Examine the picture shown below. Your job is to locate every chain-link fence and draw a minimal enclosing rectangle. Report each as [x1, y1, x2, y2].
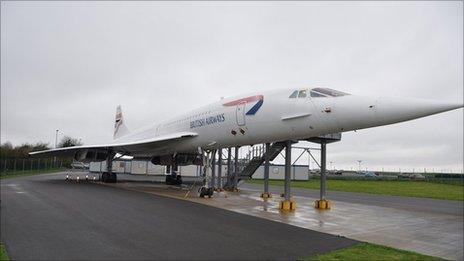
[0, 158, 70, 177]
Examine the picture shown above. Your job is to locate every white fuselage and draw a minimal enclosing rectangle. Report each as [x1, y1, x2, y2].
[113, 88, 463, 158]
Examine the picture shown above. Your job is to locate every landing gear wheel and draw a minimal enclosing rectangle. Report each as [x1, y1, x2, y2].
[199, 187, 206, 198]
[101, 172, 108, 182]
[198, 186, 214, 198]
[166, 174, 182, 185]
[101, 172, 117, 183]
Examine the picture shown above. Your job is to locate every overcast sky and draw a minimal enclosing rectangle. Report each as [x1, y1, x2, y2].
[1, 1, 463, 172]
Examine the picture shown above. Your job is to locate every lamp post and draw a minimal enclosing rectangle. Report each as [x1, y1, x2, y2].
[357, 160, 362, 172]
[55, 129, 60, 148]
[54, 129, 59, 168]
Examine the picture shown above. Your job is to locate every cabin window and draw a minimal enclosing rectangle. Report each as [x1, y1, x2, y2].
[289, 90, 298, 98]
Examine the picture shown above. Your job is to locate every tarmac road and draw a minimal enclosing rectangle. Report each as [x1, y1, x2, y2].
[1, 172, 357, 260]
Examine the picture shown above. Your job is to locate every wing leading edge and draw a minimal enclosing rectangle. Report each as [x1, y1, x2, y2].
[29, 132, 198, 157]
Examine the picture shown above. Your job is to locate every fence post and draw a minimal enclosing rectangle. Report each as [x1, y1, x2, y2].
[38, 158, 41, 172]
[30, 158, 33, 171]
[14, 159, 16, 172]
[22, 159, 25, 172]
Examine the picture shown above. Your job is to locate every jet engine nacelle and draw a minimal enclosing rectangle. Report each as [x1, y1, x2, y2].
[74, 149, 108, 163]
[150, 153, 202, 166]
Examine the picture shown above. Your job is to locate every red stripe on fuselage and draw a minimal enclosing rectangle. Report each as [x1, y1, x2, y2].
[223, 95, 263, 106]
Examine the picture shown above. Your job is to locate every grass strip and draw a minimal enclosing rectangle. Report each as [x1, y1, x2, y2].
[305, 242, 443, 261]
[248, 179, 463, 201]
[0, 242, 9, 261]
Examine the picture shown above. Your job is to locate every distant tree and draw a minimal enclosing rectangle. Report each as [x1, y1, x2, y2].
[1, 142, 13, 150]
[58, 136, 82, 148]
[0, 141, 50, 159]
[32, 142, 49, 151]
[15, 144, 33, 157]
[0, 142, 14, 158]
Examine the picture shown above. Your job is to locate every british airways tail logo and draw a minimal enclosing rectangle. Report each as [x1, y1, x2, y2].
[222, 95, 264, 115]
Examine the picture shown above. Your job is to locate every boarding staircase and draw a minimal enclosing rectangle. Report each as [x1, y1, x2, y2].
[223, 142, 287, 189]
[239, 142, 287, 179]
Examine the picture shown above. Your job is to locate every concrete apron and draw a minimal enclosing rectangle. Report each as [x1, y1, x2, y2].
[101, 182, 463, 260]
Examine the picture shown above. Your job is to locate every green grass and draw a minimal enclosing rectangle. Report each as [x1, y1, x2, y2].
[305, 242, 443, 261]
[248, 179, 464, 201]
[0, 242, 9, 261]
[0, 168, 65, 180]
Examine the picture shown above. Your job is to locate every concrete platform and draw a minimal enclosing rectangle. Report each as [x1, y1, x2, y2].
[103, 174, 464, 260]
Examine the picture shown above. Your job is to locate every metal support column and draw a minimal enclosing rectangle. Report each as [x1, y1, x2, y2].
[284, 141, 291, 201]
[211, 150, 216, 189]
[307, 133, 341, 209]
[261, 143, 271, 198]
[233, 146, 240, 189]
[217, 149, 222, 189]
[320, 142, 327, 200]
[313, 140, 330, 209]
[279, 140, 295, 210]
[227, 147, 232, 186]
[202, 150, 207, 186]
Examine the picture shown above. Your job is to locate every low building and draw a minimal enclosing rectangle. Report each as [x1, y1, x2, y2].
[89, 160, 309, 180]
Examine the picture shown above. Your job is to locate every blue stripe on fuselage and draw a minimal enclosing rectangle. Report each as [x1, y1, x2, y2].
[246, 99, 264, 115]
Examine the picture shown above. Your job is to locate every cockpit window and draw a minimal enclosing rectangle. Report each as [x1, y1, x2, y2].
[310, 91, 327, 97]
[298, 90, 307, 98]
[310, 88, 350, 98]
[289, 90, 298, 98]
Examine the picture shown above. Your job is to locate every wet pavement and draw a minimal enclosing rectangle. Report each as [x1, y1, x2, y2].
[101, 173, 464, 260]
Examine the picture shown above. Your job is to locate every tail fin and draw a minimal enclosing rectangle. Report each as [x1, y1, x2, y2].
[114, 105, 130, 139]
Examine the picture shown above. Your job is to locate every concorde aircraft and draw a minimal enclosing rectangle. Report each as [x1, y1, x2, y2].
[30, 87, 463, 184]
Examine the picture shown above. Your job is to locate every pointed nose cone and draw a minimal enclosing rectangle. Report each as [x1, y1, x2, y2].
[376, 97, 463, 125]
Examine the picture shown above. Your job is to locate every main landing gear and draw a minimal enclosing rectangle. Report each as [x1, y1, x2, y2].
[102, 149, 117, 183]
[198, 186, 214, 198]
[198, 149, 215, 198]
[101, 172, 117, 183]
[166, 173, 182, 185]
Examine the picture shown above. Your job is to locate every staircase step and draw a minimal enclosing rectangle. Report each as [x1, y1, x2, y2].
[238, 142, 287, 178]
